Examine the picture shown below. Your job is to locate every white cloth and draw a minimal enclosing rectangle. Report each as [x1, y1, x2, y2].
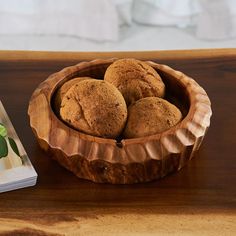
[133, 0, 236, 39]
[196, 0, 236, 39]
[0, 0, 119, 41]
[132, 0, 201, 28]
[0, 0, 235, 41]
[113, 0, 133, 26]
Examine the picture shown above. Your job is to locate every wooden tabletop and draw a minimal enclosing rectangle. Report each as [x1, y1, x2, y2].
[0, 49, 235, 235]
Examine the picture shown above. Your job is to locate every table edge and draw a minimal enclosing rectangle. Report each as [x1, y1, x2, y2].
[0, 48, 236, 62]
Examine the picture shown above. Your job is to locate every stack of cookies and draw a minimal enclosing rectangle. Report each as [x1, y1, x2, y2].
[55, 58, 182, 139]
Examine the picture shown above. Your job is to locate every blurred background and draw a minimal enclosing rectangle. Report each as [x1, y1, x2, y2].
[0, 0, 235, 51]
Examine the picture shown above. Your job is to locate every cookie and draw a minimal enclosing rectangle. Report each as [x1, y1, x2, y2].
[124, 97, 182, 138]
[54, 77, 92, 110]
[104, 58, 165, 105]
[60, 80, 127, 138]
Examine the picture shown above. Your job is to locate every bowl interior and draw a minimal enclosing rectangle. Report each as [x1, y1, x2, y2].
[51, 62, 190, 141]
[157, 69, 189, 118]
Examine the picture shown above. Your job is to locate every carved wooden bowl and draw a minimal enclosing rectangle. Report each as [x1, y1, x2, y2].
[28, 59, 212, 184]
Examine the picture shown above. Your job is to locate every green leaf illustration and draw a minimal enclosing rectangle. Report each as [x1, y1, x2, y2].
[0, 135, 8, 158]
[0, 123, 7, 137]
[8, 137, 20, 157]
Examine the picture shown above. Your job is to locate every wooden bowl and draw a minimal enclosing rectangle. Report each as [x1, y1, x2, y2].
[28, 59, 212, 184]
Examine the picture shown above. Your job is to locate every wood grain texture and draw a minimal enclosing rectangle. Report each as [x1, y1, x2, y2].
[0, 48, 236, 62]
[28, 59, 211, 184]
[0, 49, 235, 235]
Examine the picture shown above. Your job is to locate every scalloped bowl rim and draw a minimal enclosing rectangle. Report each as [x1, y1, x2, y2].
[45, 58, 211, 146]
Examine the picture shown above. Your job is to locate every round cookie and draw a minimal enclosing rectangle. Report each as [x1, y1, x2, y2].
[124, 97, 182, 138]
[104, 58, 165, 105]
[60, 80, 127, 138]
[54, 77, 92, 110]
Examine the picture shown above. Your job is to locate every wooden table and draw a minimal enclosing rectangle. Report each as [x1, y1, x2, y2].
[0, 49, 235, 235]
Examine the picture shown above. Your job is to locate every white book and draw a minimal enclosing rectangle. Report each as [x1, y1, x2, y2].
[0, 101, 37, 193]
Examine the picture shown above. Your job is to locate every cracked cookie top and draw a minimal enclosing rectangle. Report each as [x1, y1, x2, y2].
[54, 77, 92, 110]
[104, 58, 165, 106]
[60, 79, 127, 138]
[124, 97, 182, 138]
